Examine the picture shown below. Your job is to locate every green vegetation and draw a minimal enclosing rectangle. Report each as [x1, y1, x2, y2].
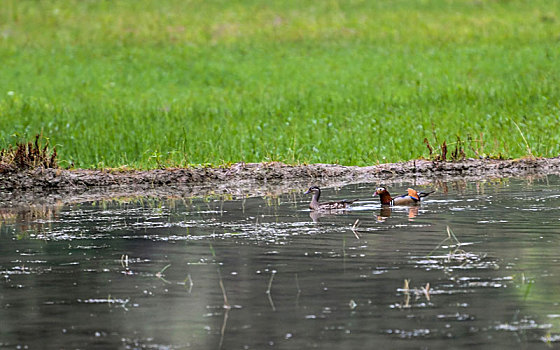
[1, 0, 559, 168]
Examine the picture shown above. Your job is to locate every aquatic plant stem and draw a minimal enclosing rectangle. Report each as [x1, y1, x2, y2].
[266, 271, 277, 311]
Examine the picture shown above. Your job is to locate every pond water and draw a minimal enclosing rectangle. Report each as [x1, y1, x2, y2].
[1, 176, 560, 349]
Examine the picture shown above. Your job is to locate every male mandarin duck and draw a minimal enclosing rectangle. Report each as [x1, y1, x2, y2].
[373, 186, 434, 206]
[305, 186, 359, 210]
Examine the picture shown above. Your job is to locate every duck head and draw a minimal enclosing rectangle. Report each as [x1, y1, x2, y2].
[305, 186, 321, 204]
[373, 186, 393, 205]
[373, 186, 389, 197]
[305, 186, 321, 195]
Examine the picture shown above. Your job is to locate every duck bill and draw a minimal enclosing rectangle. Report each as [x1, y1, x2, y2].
[304, 189, 311, 194]
[373, 192, 379, 197]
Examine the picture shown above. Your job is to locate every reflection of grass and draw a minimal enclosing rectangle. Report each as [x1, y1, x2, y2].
[1, 1, 560, 168]
[209, 243, 231, 349]
[522, 280, 534, 301]
[0, 205, 61, 237]
[512, 272, 560, 341]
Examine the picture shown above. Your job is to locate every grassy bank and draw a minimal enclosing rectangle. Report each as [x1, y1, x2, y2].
[1, 0, 559, 168]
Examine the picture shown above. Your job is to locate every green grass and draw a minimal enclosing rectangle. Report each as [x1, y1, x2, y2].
[1, 0, 560, 168]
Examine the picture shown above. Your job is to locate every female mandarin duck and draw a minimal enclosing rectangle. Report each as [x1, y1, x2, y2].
[305, 186, 359, 210]
[373, 186, 434, 206]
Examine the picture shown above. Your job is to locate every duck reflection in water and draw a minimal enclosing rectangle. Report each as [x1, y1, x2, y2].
[376, 205, 419, 222]
[308, 209, 349, 223]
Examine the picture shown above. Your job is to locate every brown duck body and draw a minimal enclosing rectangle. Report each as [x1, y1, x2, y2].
[305, 186, 358, 210]
[374, 187, 433, 206]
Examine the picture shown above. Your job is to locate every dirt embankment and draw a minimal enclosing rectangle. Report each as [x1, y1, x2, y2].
[1, 157, 559, 205]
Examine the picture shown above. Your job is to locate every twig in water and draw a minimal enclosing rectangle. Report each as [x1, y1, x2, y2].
[218, 270, 230, 309]
[402, 279, 411, 308]
[184, 273, 194, 293]
[422, 283, 431, 301]
[156, 264, 172, 284]
[156, 264, 171, 277]
[120, 254, 133, 275]
[266, 270, 277, 311]
[351, 219, 361, 239]
[399, 279, 431, 307]
[403, 278, 410, 290]
[447, 226, 459, 243]
[209, 243, 230, 308]
[120, 254, 129, 268]
[219, 307, 230, 350]
[295, 273, 301, 307]
[209, 244, 231, 350]
[427, 226, 462, 257]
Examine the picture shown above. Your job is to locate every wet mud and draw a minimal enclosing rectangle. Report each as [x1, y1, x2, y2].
[1, 157, 559, 205]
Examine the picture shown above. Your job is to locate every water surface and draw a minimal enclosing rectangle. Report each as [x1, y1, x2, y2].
[2, 177, 560, 349]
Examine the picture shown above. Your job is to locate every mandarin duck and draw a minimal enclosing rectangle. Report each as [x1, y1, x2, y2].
[373, 186, 434, 206]
[305, 186, 358, 210]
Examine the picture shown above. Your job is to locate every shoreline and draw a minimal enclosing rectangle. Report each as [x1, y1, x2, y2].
[1, 157, 559, 205]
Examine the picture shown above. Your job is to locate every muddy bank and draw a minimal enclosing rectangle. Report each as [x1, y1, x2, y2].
[1, 157, 559, 205]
